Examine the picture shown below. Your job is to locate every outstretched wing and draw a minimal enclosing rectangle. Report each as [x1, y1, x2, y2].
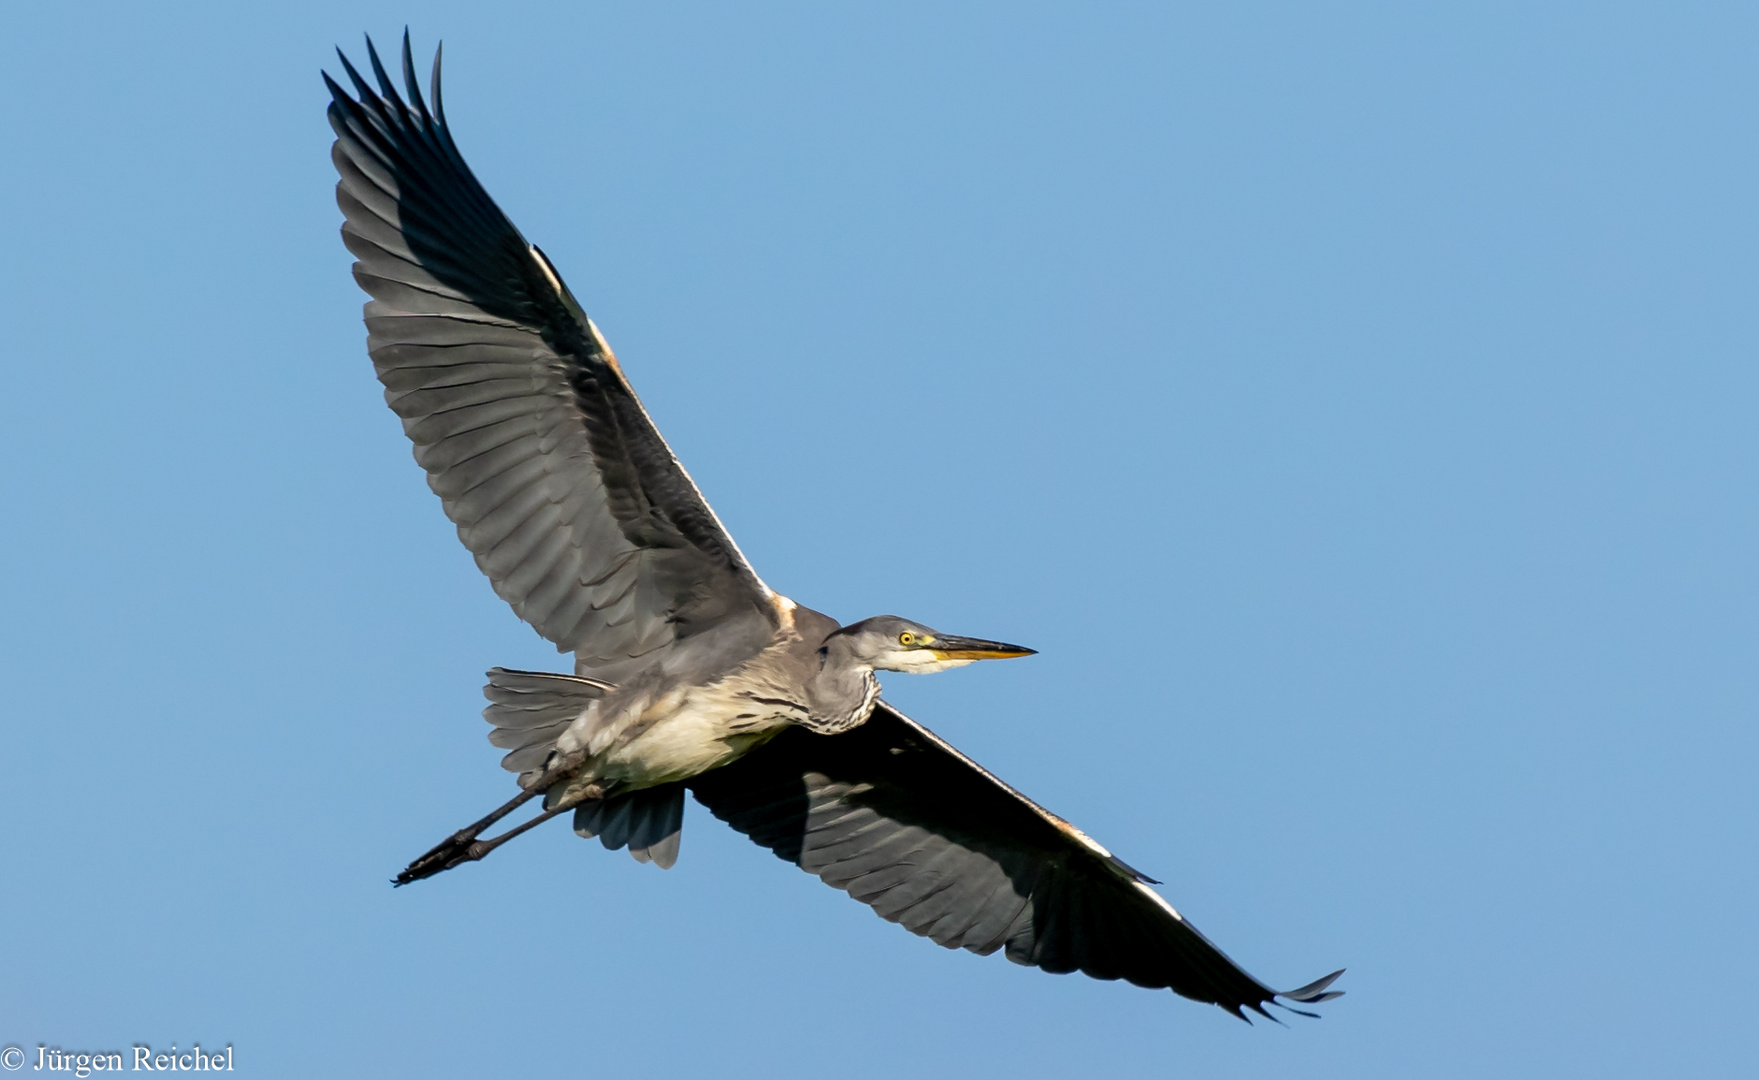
[689, 701, 1343, 1019]
[326, 35, 775, 671]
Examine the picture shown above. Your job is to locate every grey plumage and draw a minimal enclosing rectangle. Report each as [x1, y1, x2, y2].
[328, 32, 1343, 1022]
[575, 785, 686, 870]
[327, 35, 776, 683]
[482, 667, 609, 777]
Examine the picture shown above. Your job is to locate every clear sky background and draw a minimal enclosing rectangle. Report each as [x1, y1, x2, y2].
[1, 2, 1754, 1076]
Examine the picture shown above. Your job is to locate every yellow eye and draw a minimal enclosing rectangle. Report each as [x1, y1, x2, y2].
[898, 632, 915, 646]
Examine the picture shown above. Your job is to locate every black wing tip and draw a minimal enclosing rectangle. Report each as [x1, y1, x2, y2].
[1229, 1000, 1282, 1025]
[1279, 968, 1346, 1006]
[364, 33, 402, 103]
[336, 46, 375, 102]
[320, 69, 349, 104]
[325, 31, 442, 117]
[399, 28, 428, 113]
[1220, 968, 1343, 1022]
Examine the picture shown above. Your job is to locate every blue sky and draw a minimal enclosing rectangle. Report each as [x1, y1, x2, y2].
[2, 2, 1755, 1076]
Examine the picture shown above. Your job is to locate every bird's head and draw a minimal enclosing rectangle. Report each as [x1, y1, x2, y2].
[826, 616, 1036, 674]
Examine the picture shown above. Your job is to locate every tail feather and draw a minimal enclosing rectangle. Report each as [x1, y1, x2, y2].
[482, 667, 611, 781]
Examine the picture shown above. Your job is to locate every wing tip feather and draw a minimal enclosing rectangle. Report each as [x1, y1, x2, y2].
[1280, 967, 1346, 1004]
[1259, 967, 1345, 1018]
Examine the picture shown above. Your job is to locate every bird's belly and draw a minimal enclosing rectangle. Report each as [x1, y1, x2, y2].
[598, 689, 794, 787]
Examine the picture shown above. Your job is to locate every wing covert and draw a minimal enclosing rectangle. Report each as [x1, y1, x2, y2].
[689, 701, 1343, 1019]
[326, 35, 775, 669]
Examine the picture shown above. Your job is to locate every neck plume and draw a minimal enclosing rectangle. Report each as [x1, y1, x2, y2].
[802, 633, 882, 734]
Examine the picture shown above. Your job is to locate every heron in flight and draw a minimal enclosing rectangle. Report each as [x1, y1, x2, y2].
[325, 34, 1343, 1022]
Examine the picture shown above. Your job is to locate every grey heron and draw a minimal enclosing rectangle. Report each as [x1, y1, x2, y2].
[325, 33, 1344, 1021]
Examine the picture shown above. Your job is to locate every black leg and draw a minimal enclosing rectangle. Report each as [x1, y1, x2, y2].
[394, 788, 536, 885]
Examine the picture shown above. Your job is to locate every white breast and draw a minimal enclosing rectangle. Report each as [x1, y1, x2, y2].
[594, 672, 805, 788]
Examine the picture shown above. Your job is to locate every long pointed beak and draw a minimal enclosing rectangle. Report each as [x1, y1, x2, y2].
[928, 635, 1037, 661]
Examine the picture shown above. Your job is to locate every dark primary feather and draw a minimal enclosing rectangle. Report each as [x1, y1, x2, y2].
[325, 34, 775, 672]
[689, 701, 1344, 1019]
[575, 783, 686, 869]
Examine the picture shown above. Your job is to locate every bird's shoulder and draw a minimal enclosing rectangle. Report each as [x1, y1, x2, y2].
[785, 601, 841, 652]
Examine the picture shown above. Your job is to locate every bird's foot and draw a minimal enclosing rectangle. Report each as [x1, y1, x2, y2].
[393, 802, 573, 886]
[394, 829, 495, 886]
[392, 757, 600, 886]
[392, 788, 540, 886]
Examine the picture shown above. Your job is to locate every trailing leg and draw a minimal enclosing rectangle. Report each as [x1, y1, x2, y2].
[394, 788, 537, 885]
[395, 802, 572, 884]
[393, 753, 605, 885]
